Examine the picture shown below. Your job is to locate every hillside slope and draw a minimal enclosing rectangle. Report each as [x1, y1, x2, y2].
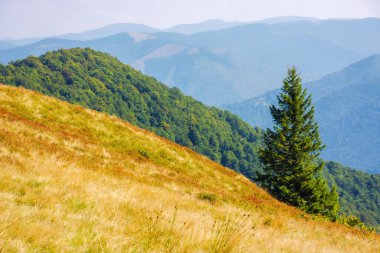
[224, 54, 380, 172]
[0, 84, 379, 252]
[1, 48, 380, 229]
[0, 48, 262, 180]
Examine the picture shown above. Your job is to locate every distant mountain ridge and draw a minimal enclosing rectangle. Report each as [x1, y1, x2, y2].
[223, 54, 380, 173]
[0, 16, 321, 46]
[166, 16, 320, 34]
[1, 18, 379, 105]
[59, 23, 160, 41]
[254, 16, 319, 24]
[166, 19, 247, 34]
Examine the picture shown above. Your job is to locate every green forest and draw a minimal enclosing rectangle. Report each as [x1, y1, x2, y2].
[0, 48, 379, 229]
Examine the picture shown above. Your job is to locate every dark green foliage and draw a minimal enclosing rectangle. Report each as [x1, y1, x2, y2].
[258, 67, 339, 219]
[337, 214, 374, 231]
[0, 48, 262, 178]
[324, 161, 380, 230]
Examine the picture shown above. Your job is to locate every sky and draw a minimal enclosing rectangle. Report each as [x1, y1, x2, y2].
[0, 0, 379, 40]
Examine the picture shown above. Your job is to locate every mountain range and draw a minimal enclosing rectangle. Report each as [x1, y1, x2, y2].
[224, 54, 380, 173]
[0, 16, 318, 48]
[1, 18, 380, 105]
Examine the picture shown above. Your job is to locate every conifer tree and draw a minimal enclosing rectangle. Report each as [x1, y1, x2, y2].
[258, 67, 339, 220]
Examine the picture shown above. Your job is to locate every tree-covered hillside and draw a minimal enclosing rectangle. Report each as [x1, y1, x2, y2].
[324, 162, 380, 228]
[0, 48, 379, 229]
[0, 48, 262, 179]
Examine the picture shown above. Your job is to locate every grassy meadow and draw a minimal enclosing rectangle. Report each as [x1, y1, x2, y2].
[0, 84, 379, 252]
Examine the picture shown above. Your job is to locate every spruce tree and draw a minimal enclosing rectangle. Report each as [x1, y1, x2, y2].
[258, 67, 339, 220]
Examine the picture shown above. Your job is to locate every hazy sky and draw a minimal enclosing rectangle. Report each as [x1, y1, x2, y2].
[1, 0, 379, 39]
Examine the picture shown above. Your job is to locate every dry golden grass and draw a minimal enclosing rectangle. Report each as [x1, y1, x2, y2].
[0, 84, 379, 252]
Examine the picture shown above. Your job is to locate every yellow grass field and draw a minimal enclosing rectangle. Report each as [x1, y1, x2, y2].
[0, 84, 379, 252]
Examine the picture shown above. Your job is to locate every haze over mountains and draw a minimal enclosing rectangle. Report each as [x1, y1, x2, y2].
[224, 54, 380, 173]
[1, 17, 380, 105]
[0, 16, 317, 47]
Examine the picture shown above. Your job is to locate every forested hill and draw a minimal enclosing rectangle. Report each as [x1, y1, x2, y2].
[0, 48, 262, 179]
[324, 162, 380, 228]
[1, 48, 379, 229]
